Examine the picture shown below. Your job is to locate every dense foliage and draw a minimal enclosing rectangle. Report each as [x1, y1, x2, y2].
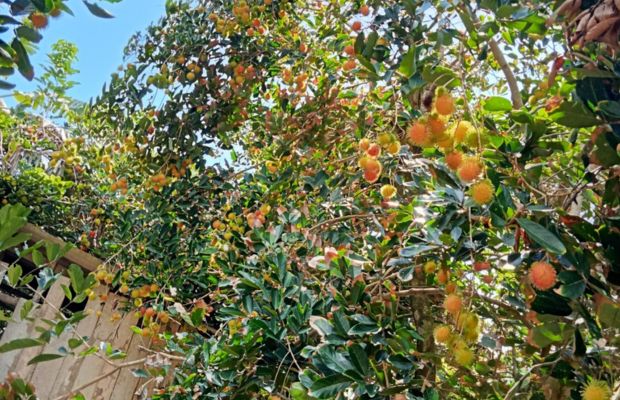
[1, 0, 620, 399]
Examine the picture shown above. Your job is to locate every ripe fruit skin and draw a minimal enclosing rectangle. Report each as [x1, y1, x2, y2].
[470, 179, 494, 205]
[30, 13, 48, 29]
[445, 151, 462, 170]
[433, 325, 451, 343]
[445, 282, 457, 294]
[360, 5, 370, 16]
[435, 93, 455, 115]
[386, 141, 401, 155]
[457, 158, 482, 182]
[363, 168, 381, 183]
[351, 21, 362, 31]
[408, 122, 430, 146]
[443, 294, 462, 314]
[437, 269, 449, 284]
[366, 143, 381, 158]
[344, 45, 355, 56]
[453, 120, 473, 143]
[582, 380, 611, 400]
[380, 184, 396, 199]
[529, 261, 557, 291]
[343, 59, 356, 71]
[427, 116, 446, 134]
[358, 138, 370, 151]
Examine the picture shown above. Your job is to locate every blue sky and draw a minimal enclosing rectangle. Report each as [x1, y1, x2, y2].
[9, 0, 166, 102]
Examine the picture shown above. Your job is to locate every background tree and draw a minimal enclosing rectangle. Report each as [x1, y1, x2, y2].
[1, 0, 619, 399]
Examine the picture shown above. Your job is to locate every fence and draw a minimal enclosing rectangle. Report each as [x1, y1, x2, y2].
[0, 225, 172, 400]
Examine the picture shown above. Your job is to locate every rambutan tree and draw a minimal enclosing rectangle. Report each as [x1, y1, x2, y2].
[1, 0, 620, 399]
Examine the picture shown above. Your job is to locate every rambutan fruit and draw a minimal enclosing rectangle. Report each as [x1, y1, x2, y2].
[29, 13, 48, 29]
[445, 151, 463, 170]
[380, 184, 396, 199]
[443, 294, 462, 315]
[453, 120, 473, 143]
[435, 93, 455, 116]
[470, 179, 494, 205]
[423, 261, 436, 274]
[433, 325, 451, 343]
[408, 121, 431, 147]
[428, 116, 446, 135]
[386, 141, 401, 155]
[582, 380, 612, 400]
[453, 346, 475, 367]
[457, 158, 482, 182]
[366, 143, 381, 158]
[528, 261, 557, 291]
[358, 138, 371, 151]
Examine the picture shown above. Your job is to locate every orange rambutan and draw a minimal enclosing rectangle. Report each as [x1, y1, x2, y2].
[408, 121, 431, 147]
[457, 158, 482, 182]
[528, 261, 557, 291]
[435, 93, 455, 116]
[433, 325, 451, 343]
[29, 13, 48, 29]
[427, 116, 446, 134]
[445, 151, 463, 170]
[358, 138, 371, 151]
[366, 143, 381, 158]
[443, 294, 462, 314]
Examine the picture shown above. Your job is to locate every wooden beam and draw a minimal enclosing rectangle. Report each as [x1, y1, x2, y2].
[19, 223, 103, 272]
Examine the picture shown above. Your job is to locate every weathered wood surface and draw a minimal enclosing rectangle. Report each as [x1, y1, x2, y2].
[19, 223, 103, 272]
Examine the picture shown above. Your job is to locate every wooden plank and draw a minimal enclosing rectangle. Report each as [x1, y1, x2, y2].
[89, 294, 140, 400]
[71, 294, 129, 399]
[29, 277, 83, 396]
[109, 329, 152, 399]
[49, 284, 109, 399]
[19, 223, 103, 272]
[0, 298, 30, 378]
[10, 277, 68, 381]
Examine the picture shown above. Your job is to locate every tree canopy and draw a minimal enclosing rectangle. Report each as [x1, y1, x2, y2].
[1, 0, 620, 399]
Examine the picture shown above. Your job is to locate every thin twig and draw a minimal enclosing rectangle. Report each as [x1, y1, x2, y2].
[52, 357, 147, 400]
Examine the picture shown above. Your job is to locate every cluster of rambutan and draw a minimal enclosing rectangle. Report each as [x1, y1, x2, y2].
[407, 87, 495, 205]
[357, 133, 401, 184]
[433, 292, 480, 368]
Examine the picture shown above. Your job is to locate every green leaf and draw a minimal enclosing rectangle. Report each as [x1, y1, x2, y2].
[483, 96, 512, 112]
[32, 249, 45, 266]
[398, 48, 416, 78]
[16, 26, 43, 43]
[30, 0, 54, 12]
[557, 271, 585, 299]
[517, 218, 566, 255]
[82, 0, 114, 18]
[0, 232, 31, 251]
[67, 264, 85, 293]
[348, 344, 369, 375]
[0, 338, 42, 353]
[309, 374, 352, 398]
[531, 291, 572, 316]
[20, 299, 33, 320]
[354, 32, 365, 55]
[28, 353, 64, 365]
[7, 264, 22, 286]
[11, 39, 33, 81]
[0, 80, 16, 90]
[399, 244, 435, 257]
[550, 101, 600, 128]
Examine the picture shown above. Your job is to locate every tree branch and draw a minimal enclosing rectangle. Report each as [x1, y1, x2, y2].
[52, 357, 147, 400]
[460, 4, 524, 109]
